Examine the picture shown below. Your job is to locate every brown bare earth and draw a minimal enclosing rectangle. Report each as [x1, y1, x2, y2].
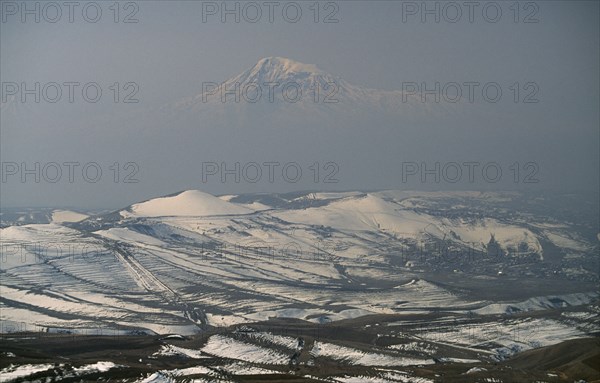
[1, 315, 598, 383]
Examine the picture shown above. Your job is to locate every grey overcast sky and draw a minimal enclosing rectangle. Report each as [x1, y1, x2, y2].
[1, 1, 598, 208]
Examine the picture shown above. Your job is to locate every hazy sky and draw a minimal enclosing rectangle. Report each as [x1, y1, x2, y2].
[1, 0, 598, 208]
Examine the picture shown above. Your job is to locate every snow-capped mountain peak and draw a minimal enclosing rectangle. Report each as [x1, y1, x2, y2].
[254, 56, 324, 77]
[169, 56, 450, 118]
[226, 56, 340, 89]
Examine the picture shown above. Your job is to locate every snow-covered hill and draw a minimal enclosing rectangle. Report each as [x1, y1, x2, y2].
[123, 190, 253, 218]
[1, 190, 597, 336]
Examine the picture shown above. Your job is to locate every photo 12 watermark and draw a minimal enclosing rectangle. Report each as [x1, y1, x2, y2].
[401, 161, 540, 184]
[201, 79, 339, 104]
[400, 1, 540, 24]
[401, 81, 539, 104]
[0, 241, 114, 266]
[1, 1, 140, 23]
[201, 161, 340, 184]
[1, 82, 140, 104]
[1, 161, 140, 184]
[198, 239, 340, 263]
[200, 1, 339, 24]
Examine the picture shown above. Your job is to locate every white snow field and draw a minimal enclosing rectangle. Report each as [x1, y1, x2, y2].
[310, 341, 434, 366]
[1, 190, 596, 347]
[51, 210, 89, 224]
[201, 335, 289, 364]
[0, 362, 119, 383]
[124, 190, 252, 217]
[0, 364, 58, 383]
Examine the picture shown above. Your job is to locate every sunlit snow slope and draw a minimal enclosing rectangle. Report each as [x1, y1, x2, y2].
[1, 190, 597, 336]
